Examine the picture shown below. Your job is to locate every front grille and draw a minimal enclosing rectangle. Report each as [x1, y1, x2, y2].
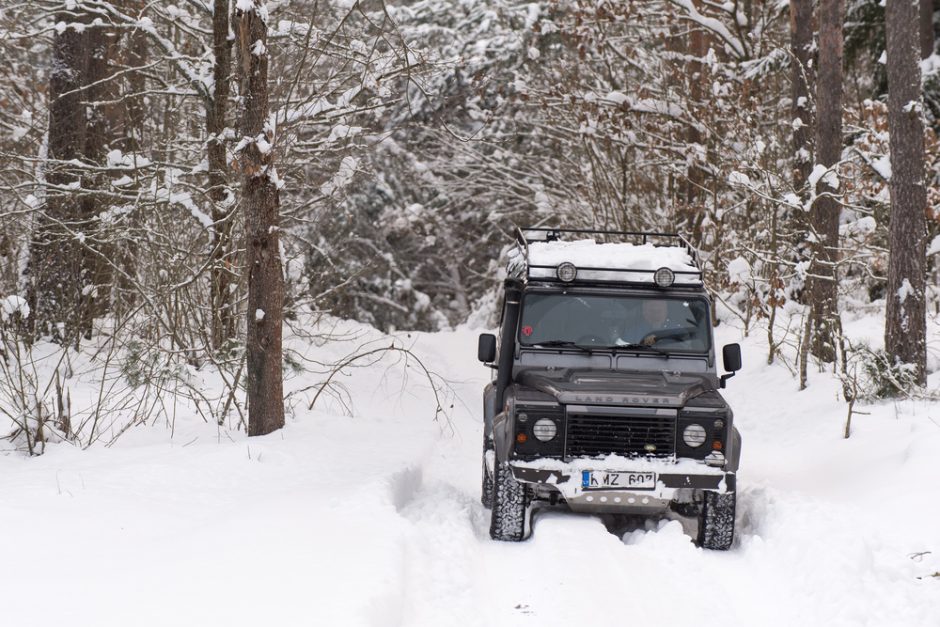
[565, 413, 676, 458]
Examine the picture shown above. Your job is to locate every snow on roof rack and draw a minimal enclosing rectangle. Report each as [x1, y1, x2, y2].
[508, 226, 703, 287]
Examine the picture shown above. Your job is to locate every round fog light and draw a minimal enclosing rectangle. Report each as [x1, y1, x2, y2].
[532, 418, 558, 442]
[683, 424, 707, 448]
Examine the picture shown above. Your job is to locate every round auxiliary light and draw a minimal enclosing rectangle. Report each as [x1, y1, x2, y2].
[683, 424, 707, 448]
[532, 418, 558, 442]
[654, 266, 675, 288]
[557, 262, 578, 282]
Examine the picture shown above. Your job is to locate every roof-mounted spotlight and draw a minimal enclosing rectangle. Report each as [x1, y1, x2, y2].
[557, 262, 578, 282]
[521, 229, 550, 242]
[654, 267, 675, 288]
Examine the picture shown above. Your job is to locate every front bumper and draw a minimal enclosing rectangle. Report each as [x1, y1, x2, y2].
[509, 458, 734, 514]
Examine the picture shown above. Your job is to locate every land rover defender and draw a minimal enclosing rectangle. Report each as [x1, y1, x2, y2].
[478, 227, 742, 550]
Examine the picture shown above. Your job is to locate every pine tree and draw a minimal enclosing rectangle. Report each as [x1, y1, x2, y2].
[884, 0, 928, 385]
[809, 0, 845, 363]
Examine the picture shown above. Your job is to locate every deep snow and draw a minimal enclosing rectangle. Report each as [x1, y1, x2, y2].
[1, 315, 939, 627]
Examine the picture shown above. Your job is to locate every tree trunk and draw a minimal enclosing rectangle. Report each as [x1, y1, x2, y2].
[27, 5, 91, 343]
[683, 5, 708, 244]
[81, 22, 124, 332]
[209, 0, 237, 353]
[789, 0, 814, 196]
[111, 21, 148, 320]
[920, 0, 934, 60]
[235, 0, 285, 436]
[809, 0, 845, 363]
[885, 0, 928, 385]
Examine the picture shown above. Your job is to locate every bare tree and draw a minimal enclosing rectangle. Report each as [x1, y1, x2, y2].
[809, 0, 845, 363]
[235, 0, 285, 436]
[885, 0, 928, 385]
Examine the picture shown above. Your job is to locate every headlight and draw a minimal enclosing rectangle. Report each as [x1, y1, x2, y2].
[682, 424, 707, 447]
[532, 418, 558, 442]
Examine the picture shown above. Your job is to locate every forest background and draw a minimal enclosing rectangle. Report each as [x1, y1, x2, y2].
[0, 0, 937, 448]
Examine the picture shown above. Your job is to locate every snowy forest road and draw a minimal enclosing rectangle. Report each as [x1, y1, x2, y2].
[353, 324, 940, 627]
[1, 321, 938, 627]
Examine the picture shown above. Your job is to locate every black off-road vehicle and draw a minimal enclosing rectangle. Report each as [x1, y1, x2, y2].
[478, 228, 742, 550]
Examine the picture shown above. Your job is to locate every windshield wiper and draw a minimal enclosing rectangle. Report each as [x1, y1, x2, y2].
[531, 340, 596, 354]
[609, 342, 670, 358]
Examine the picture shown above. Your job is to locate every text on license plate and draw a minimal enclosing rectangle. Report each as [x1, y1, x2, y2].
[582, 471, 655, 490]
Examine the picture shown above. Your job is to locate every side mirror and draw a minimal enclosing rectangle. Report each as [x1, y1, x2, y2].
[723, 343, 742, 372]
[478, 333, 497, 363]
[719, 343, 742, 388]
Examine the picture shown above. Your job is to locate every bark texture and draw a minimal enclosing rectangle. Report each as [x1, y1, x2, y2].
[809, 0, 845, 363]
[885, 0, 928, 385]
[27, 4, 139, 342]
[28, 6, 93, 343]
[789, 0, 814, 195]
[920, 0, 934, 60]
[209, 0, 237, 352]
[236, 0, 285, 436]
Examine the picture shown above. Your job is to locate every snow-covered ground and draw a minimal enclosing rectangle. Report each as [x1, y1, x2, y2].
[1, 315, 939, 627]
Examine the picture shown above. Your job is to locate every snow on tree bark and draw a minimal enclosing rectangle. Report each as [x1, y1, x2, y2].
[885, 0, 928, 385]
[809, 0, 845, 363]
[235, 0, 285, 436]
[789, 0, 814, 196]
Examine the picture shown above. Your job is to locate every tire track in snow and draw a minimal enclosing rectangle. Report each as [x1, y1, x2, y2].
[390, 468, 492, 627]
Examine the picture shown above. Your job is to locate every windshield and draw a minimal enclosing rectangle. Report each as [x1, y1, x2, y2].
[518, 292, 711, 353]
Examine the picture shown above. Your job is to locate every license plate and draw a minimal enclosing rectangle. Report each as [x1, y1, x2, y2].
[581, 471, 655, 490]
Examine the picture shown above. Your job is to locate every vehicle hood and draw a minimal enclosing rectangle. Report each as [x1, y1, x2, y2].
[516, 368, 722, 408]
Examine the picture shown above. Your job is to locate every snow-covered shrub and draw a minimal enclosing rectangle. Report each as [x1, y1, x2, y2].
[843, 342, 922, 400]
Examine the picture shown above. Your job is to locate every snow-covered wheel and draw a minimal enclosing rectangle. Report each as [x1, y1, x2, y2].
[481, 438, 494, 509]
[698, 491, 735, 550]
[489, 461, 530, 541]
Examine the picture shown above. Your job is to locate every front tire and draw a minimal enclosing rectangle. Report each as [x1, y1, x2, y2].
[698, 491, 735, 550]
[489, 462, 530, 541]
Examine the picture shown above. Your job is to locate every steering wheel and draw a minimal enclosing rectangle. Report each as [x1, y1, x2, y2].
[656, 327, 696, 341]
[643, 327, 696, 346]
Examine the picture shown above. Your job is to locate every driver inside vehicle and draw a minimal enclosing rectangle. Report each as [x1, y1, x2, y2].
[639, 299, 685, 346]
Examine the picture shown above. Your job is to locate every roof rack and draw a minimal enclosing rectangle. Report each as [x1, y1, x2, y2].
[509, 226, 703, 286]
